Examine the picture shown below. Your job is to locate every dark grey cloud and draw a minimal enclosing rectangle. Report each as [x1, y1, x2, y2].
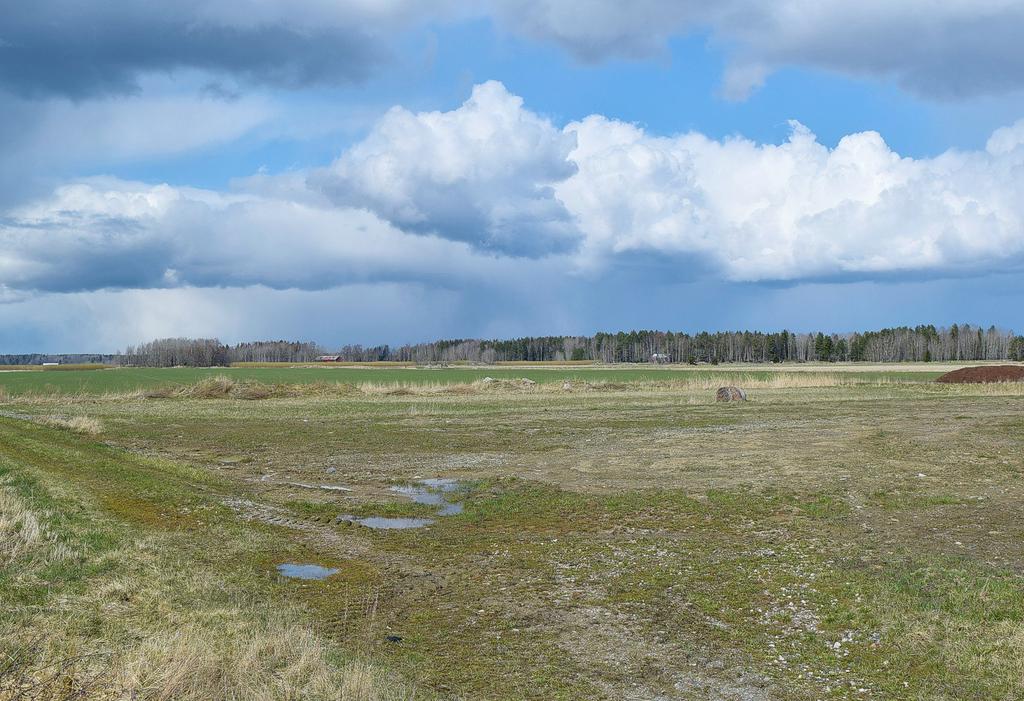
[491, 0, 1024, 100]
[3, 1, 1023, 103]
[0, 3, 387, 99]
[489, 0, 708, 62]
[716, 1, 1024, 100]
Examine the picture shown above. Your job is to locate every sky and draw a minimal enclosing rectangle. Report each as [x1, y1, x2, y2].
[2, 1, 1024, 352]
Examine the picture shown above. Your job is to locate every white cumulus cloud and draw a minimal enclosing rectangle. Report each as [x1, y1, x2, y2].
[0, 176, 532, 293]
[311, 81, 580, 256]
[558, 114, 1024, 280]
[3, 84, 1024, 295]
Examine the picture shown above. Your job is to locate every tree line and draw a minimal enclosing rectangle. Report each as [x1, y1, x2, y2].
[21, 324, 1023, 368]
[309, 324, 1024, 364]
[0, 353, 120, 366]
[121, 339, 320, 367]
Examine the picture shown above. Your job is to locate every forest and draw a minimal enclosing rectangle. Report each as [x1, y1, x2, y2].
[119, 339, 322, 367]
[99, 325, 1024, 367]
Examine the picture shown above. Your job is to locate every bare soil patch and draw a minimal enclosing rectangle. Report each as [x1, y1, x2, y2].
[935, 365, 1024, 384]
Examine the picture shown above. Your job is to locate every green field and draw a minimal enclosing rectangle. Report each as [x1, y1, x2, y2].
[0, 364, 945, 396]
[2, 368, 1023, 699]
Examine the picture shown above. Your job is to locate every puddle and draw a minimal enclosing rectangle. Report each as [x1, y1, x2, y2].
[277, 563, 339, 580]
[391, 485, 445, 506]
[288, 481, 353, 493]
[438, 501, 463, 515]
[337, 479, 466, 530]
[390, 479, 465, 517]
[353, 516, 435, 529]
[420, 478, 460, 491]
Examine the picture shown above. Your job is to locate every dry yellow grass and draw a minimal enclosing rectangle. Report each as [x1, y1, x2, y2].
[0, 423, 417, 701]
[943, 379, 1024, 395]
[0, 487, 42, 563]
[41, 415, 104, 435]
[139, 376, 362, 401]
[8, 372, 1024, 414]
[0, 482, 75, 569]
[357, 373, 865, 397]
[180, 375, 237, 398]
[115, 618, 413, 701]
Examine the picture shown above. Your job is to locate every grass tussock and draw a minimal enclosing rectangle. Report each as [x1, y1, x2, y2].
[0, 487, 42, 563]
[178, 375, 237, 398]
[0, 481, 74, 567]
[41, 415, 104, 436]
[114, 618, 412, 701]
[2, 562, 413, 701]
[141, 376, 362, 401]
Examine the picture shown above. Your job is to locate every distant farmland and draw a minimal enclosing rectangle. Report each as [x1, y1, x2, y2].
[0, 363, 950, 396]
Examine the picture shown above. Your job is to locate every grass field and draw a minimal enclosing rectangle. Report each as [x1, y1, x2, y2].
[0, 363, 952, 396]
[2, 367, 1024, 699]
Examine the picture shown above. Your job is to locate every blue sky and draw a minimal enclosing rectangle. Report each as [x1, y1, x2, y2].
[2, 2, 1024, 352]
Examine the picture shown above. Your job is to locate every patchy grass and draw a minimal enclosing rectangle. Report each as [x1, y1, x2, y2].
[0, 364, 948, 396]
[2, 374, 1024, 698]
[0, 485, 44, 563]
[0, 419, 417, 700]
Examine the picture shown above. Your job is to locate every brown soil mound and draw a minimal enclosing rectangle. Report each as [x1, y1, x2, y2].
[935, 365, 1024, 384]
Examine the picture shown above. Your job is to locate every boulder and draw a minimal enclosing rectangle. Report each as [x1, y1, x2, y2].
[716, 386, 747, 402]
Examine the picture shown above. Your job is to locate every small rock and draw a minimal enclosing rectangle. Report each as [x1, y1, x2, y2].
[326, 467, 337, 474]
